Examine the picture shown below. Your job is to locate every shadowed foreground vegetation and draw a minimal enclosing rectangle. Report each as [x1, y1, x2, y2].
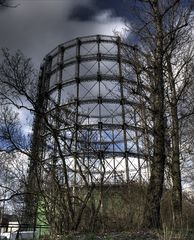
[36, 183, 194, 239]
[40, 230, 194, 240]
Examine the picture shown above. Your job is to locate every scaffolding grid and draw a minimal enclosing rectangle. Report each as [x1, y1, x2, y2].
[38, 35, 149, 186]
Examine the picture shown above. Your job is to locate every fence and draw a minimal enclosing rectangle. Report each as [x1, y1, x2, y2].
[0, 224, 49, 240]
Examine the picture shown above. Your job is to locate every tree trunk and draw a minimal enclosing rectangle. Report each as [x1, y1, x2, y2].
[143, 0, 166, 229]
[143, 78, 166, 228]
[166, 56, 182, 227]
[171, 105, 182, 227]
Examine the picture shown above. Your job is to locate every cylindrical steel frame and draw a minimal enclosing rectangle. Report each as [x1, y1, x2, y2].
[39, 35, 149, 186]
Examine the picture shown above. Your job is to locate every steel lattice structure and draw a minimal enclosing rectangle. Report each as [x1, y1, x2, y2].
[38, 35, 149, 186]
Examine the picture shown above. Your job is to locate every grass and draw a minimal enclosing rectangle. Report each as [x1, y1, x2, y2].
[38, 230, 194, 240]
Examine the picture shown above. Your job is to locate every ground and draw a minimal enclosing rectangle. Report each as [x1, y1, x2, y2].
[47, 231, 194, 240]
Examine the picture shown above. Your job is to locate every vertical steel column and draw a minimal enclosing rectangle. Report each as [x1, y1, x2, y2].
[23, 55, 52, 227]
[97, 35, 105, 230]
[87, 115, 90, 183]
[57, 46, 65, 107]
[112, 116, 116, 184]
[74, 38, 81, 186]
[97, 35, 103, 174]
[134, 111, 142, 184]
[53, 47, 64, 165]
[117, 36, 129, 183]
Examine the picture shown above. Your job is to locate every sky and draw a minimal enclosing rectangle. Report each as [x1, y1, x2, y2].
[0, 0, 191, 68]
[0, 0, 129, 67]
[0, 0, 192, 133]
[0, 0, 193, 193]
[0, 0, 131, 133]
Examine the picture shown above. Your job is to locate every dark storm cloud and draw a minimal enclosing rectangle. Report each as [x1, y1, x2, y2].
[68, 5, 96, 21]
[68, 0, 130, 22]
[94, 0, 130, 18]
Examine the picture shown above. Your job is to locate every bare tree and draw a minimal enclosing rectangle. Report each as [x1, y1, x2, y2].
[0, 48, 108, 233]
[164, 21, 194, 226]
[0, 106, 30, 226]
[124, 0, 194, 228]
[0, 48, 38, 227]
